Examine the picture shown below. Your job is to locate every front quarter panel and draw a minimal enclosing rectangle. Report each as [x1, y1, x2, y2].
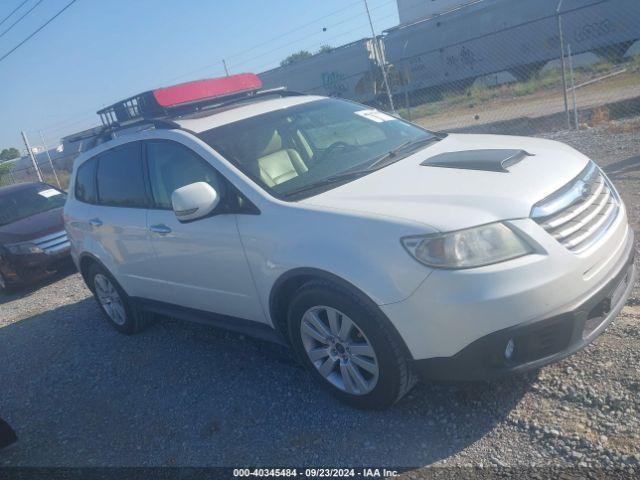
[237, 202, 436, 326]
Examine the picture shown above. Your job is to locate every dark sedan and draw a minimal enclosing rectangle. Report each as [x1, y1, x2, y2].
[0, 182, 71, 292]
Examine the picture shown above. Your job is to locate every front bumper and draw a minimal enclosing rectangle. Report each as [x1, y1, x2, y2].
[0, 247, 72, 286]
[413, 236, 636, 381]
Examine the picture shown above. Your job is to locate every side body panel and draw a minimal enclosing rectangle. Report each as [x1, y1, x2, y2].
[145, 209, 265, 322]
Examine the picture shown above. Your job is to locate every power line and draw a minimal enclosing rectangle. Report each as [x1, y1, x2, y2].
[30, 0, 397, 142]
[0, 0, 30, 28]
[162, 0, 376, 84]
[0, 0, 45, 39]
[0, 0, 77, 63]
[226, 0, 364, 61]
[230, 0, 396, 73]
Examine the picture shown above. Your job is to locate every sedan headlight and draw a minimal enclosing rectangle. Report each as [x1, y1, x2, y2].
[6, 243, 43, 255]
[402, 222, 533, 269]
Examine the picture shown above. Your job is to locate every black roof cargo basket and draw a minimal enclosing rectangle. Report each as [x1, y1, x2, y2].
[96, 73, 302, 128]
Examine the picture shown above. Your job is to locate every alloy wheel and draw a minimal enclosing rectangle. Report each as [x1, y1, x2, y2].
[94, 274, 127, 326]
[300, 305, 379, 395]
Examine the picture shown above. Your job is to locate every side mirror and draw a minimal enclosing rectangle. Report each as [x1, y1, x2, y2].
[171, 182, 220, 222]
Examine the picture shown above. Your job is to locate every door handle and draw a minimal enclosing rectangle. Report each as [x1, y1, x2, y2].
[89, 218, 103, 227]
[150, 224, 172, 235]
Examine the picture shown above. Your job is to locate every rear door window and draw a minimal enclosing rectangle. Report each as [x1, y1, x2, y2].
[96, 142, 148, 208]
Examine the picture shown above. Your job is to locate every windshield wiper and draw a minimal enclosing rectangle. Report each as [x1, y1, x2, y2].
[367, 136, 441, 170]
[283, 170, 372, 198]
[283, 135, 444, 199]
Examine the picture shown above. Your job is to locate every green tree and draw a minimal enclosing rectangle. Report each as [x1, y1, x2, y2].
[318, 45, 332, 54]
[0, 148, 20, 161]
[280, 50, 313, 67]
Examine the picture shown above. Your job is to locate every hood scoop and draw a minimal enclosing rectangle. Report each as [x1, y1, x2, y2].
[420, 149, 534, 173]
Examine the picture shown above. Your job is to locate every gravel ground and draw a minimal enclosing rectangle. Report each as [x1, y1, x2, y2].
[0, 118, 639, 474]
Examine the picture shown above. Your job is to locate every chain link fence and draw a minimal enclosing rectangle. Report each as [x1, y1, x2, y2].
[258, 0, 640, 137]
[387, 0, 640, 136]
[0, 154, 73, 190]
[6, 0, 639, 192]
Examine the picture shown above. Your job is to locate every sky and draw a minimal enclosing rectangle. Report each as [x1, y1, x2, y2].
[0, 0, 399, 151]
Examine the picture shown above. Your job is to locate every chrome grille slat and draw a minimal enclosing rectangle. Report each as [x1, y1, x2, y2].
[549, 187, 611, 239]
[532, 163, 619, 253]
[542, 178, 606, 229]
[36, 236, 68, 250]
[563, 203, 618, 250]
[44, 241, 70, 254]
[31, 230, 69, 254]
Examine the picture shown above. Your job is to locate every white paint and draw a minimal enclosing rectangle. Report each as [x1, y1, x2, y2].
[64, 96, 633, 363]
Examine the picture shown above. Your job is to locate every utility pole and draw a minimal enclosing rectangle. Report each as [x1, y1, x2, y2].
[363, 0, 395, 113]
[222, 59, 230, 76]
[21, 131, 43, 182]
[39, 130, 61, 188]
[557, 0, 571, 130]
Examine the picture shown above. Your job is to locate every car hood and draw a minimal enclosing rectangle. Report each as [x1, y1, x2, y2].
[0, 207, 65, 245]
[301, 134, 590, 231]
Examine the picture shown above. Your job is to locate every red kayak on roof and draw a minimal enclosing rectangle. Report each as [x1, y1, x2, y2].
[152, 73, 263, 107]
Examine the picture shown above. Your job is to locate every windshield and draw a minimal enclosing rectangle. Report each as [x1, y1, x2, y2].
[0, 184, 66, 227]
[198, 98, 438, 199]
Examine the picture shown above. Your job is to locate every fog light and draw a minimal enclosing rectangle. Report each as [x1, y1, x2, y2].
[504, 338, 515, 360]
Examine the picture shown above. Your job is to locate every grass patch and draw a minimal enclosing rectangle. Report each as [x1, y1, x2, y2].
[397, 55, 640, 121]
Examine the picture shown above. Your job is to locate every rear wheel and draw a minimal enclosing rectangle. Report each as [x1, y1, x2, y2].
[288, 280, 416, 409]
[88, 263, 146, 334]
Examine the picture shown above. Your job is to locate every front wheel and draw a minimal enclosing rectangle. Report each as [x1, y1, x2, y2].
[88, 263, 146, 334]
[287, 280, 416, 409]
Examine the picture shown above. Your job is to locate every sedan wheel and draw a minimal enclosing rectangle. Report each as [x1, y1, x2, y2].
[300, 305, 379, 395]
[94, 273, 127, 326]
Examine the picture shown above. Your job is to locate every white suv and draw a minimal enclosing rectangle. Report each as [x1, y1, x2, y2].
[64, 76, 636, 409]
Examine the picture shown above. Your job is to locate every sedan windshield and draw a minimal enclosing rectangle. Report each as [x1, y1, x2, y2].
[0, 185, 66, 227]
[198, 99, 439, 199]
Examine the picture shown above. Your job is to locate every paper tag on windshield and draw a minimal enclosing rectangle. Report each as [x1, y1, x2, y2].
[355, 109, 396, 123]
[38, 188, 61, 198]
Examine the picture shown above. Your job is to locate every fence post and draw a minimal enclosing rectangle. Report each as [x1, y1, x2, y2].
[556, 0, 571, 130]
[404, 62, 413, 120]
[567, 44, 579, 130]
[21, 131, 43, 182]
[39, 131, 62, 188]
[363, 0, 395, 113]
[402, 40, 412, 120]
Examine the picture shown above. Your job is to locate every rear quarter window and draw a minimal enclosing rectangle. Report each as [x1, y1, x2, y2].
[75, 157, 98, 203]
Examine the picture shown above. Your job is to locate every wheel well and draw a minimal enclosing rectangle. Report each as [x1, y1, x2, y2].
[270, 273, 317, 343]
[78, 254, 100, 290]
[268, 269, 412, 359]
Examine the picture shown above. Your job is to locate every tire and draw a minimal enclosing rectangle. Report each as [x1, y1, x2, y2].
[0, 270, 17, 294]
[287, 280, 416, 409]
[87, 263, 147, 334]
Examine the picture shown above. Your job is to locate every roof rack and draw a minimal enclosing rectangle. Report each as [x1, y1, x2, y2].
[96, 73, 302, 128]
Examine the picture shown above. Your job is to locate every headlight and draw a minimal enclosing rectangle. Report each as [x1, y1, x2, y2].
[402, 222, 533, 269]
[6, 243, 43, 255]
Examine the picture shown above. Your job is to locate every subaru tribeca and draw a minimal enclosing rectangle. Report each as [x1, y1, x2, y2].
[64, 75, 635, 409]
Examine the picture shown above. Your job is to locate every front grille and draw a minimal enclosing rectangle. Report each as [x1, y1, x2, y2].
[531, 162, 619, 253]
[32, 230, 70, 255]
